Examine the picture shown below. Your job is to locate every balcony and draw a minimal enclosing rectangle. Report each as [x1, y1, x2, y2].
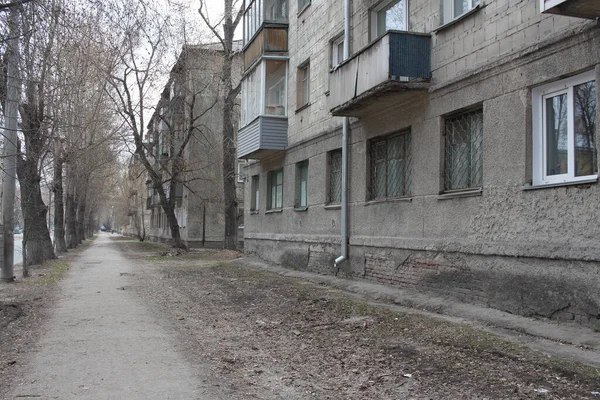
[244, 27, 288, 70]
[541, 0, 600, 19]
[237, 116, 288, 159]
[329, 31, 431, 118]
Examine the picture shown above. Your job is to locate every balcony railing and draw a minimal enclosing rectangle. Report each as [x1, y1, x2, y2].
[237, 115, 288, 159]
[329, 31, 431, 118]
[244, 27, 288, 71]
[540, 0, 600, 19]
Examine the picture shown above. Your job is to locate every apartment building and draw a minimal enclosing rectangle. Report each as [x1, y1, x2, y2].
[144, 44, 243, 247]
[238, 0, 600, 325]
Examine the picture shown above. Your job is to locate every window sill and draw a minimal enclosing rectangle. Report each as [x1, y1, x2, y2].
[295, 102, 311, 113]
[523, 178, 598, 191]
[437, 187, 482, 200]
[364, 196, 412, 206]
[324, 204, 341, 210]
[433, 4, 481, 33]
[293, 206, 308, 212]
[249, 210, 260, 215]
[297, 2, 311, 18]
[265, 209, 283, 214]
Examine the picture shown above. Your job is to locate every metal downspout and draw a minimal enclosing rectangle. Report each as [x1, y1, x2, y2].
[335, 0, 351, 267]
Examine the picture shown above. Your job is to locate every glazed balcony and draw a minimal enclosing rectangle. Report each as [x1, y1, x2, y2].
[244, 27, 288, 71]
[541, 0, 600, 19]
[329, 31, 431, 118]
[243, 0, 288, 47]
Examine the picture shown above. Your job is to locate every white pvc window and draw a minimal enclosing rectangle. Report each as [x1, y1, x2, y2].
[331, 35, 345, 68]
[532, 70, 597, 186]
[442, 0, 480, 24]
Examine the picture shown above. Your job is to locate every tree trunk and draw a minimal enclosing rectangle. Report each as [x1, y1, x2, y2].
[160, 181, 186, 249]
[221, 2, 238, 250]
[53, 153, 67, 253]
[65, 163, 78, 248]
[76, 189, 86, 243]
[17, 156, 56, 266]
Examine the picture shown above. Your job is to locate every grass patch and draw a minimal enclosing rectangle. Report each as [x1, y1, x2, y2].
[28, 260, 70, 285]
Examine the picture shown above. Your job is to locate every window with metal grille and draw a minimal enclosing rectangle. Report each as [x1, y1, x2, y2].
[329, 150, 342, 204]
[369, 131, 412, 199]
[296, 160, 308, 208]
[444, 108, 483, 191]
[267, 168, 283, 210]
[251, 175, 260, 211]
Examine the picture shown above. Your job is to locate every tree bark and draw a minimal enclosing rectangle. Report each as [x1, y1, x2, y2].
[17, 155, 56, 266]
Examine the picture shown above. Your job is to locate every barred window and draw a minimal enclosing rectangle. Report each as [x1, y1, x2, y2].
[444, 109, 483, 191]
[329, 150, 342, 204]
[370, 131, 412, 199]
[267, 169, 283, 210]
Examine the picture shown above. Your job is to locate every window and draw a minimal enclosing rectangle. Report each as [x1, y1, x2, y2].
[267, 168, 283, 210]
[370, 131, 412, 199]
[243, 0, 288, 45]
[237, 160, 247, 183]
[444, 109, 483, 191]
[241, 59, 288, 127]
[298, 0, 310, 13]
[297, 61, 310, 108]
[251, 175, 260, 211]
[328, 149, 342, 204]
[442, 0, 480, 24]
[371, 0, 407, 40]
[296, 160, 309, 208]
[331, 35, 345, 68]
[532, 71, 597, 186]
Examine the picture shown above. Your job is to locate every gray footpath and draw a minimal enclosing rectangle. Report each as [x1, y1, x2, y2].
[234, 258, 600, 369]
[8, 234, 222, 400]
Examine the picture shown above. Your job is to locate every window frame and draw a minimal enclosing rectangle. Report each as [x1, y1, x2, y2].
[368, 130, 412, 200]
[267, 168, 284, 210]
[297, 60, 310, 109]
[370, 0, 408, 42]
[295, 160, 309, 208]
[532, 70, 597, 186]
[331, 34, 345, 69]
[298, 0, 310, 15]
[250, 175, 260, 212]
[442, 0, 480, 25]
[444, 108, 484, 192]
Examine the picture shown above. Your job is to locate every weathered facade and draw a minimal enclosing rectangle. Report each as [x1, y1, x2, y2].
[239, 0, 600, 324]
[144, 45, 243, 248]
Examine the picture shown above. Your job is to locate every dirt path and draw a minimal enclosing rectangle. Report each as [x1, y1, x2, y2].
[6, 233, 226, 400]
[110, 239, 600, 400]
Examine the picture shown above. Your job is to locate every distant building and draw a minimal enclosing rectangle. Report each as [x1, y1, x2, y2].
[238, 0, 600, 324]
[140, 44, 243, 247]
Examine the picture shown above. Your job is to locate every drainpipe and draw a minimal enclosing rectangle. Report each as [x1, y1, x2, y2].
[335, 0, 351, 267]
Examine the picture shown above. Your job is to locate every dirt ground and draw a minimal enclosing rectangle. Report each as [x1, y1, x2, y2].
[112, 238, 600, 400]
[0, 241, 91, 399]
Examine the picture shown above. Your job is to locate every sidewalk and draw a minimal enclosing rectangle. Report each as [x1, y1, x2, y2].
[7, 234, 223, 400]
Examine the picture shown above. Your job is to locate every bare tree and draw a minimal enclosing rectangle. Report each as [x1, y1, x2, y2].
[198, 0, 244, 250]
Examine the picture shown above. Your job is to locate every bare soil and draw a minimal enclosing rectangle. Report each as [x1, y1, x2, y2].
[114, 238, 600, 400]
